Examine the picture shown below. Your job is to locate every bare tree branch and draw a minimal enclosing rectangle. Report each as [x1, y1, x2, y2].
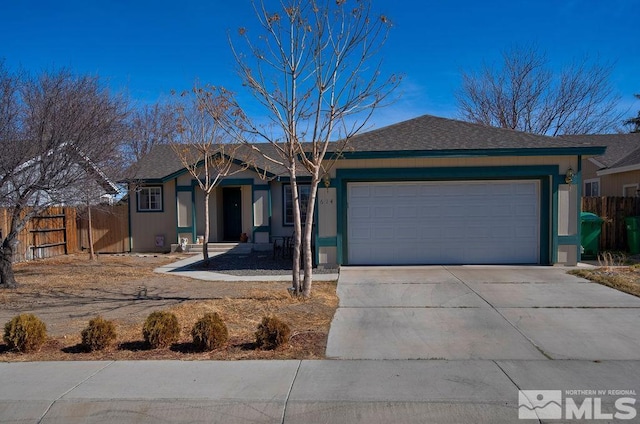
[229, 0, 400, 297]
[456, 45, 622, 136]
[0, 67, 128, 288]
[169, 84, 252, 260]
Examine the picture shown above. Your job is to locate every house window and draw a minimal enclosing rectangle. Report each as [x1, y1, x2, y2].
[284, 184, 310, 226]
[137, 186, 163, 212]
[584, 179, 600, 197]
[623, 184, 639, 197]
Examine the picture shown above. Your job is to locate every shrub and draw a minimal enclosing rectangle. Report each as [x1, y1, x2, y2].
[255, 316, 291, 350]
[191, 312, 228, 351]
[81, 316, 117, 351]
[3, 314, 47, 353]
[142, 311, 180, 349]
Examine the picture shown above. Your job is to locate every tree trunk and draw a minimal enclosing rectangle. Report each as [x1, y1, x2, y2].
[87, 204, 96, 261]
[301, 178, 319, 298]
[0, 238, 18, 288]
[203, 191, 210, 260]
[290, 175, 302, 295]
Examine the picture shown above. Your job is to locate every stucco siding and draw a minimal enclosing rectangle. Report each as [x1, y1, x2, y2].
[599, 170, 640, 196]
[130, 179, 177, 252]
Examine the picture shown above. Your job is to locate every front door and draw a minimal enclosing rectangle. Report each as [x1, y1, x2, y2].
[223, 187, 242, 241]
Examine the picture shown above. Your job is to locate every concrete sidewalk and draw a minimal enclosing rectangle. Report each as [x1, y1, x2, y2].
[2, 359, 639, 423]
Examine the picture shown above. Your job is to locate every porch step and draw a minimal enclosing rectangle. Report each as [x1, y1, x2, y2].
[170, 242, 253, 255]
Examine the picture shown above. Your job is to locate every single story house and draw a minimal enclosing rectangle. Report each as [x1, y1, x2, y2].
[127, 114, 606, 266]
[561, 133, 640, 197]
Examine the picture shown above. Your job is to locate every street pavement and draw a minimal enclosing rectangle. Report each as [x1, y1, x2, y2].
[2, 263, 640, 423]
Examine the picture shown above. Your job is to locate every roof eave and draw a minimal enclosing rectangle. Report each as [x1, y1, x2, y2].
[597, 163, 640, 176]
[334, 146, 606, 160]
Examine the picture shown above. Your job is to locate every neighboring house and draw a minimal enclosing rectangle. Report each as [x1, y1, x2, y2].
[0, 142, 122, 207]
[561, 133, 640, 197]
[128, 114, 605, 266]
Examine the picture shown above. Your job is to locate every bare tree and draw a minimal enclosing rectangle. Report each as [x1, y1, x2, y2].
[0, 67, 128, 288]
[170, 85, 250, 260]
[624, 94, 640, 133]
[229, 0, 399, 297]
[126, 101, 177, 163]
[456, 46, 622, 136]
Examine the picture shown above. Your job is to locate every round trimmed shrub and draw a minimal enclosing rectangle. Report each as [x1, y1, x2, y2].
[142, 311, 180, 349]
[191, 312, 228, 351]
[255, 316, 291, 350]
[81, 316, 117, 351]
[3, 314, 47, 353]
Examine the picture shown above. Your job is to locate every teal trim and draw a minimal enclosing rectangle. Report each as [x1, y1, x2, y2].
[127, 189, 132, 252]
[253, 184, 270, 191]
[540, 176, 551, 265]
[191, 180, 197, 242]
[551, 174, 559, 264]
[174, 181, 197, 243]
[136, 185, 164, 213]
[336, 166, 558, 181]
[314, 196, 319, 266]
[335, 147, 606, 161]
[253, 225, 270, 233]
[282, 183, 313, 227]
[174, 180, 179, 244]
[219, 178, 254, 186]
[336, 166, 559, 266]
[577, 156, 583, 262]
[317, 236, 337, 247]
[558, 235, 580, 244]
[276, 176, 312, 183]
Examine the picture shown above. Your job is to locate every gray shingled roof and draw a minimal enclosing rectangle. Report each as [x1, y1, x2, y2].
[132, 114, 605, 181]
[346, 114, 590, 151]
[560, 133, 640, 169]
[130, 143, 293, 181]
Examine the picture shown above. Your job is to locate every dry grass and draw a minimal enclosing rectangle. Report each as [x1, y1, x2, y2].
[570, 266, 640, 298]
[0, 253, 338, 361]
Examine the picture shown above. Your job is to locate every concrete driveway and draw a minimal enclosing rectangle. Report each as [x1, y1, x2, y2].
[326, 266, 640, 360]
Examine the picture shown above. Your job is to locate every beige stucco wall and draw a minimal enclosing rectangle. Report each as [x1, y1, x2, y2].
[131, 154, 581, 266]
[317, 155, 579, 266]
[129, 179, 177, 252]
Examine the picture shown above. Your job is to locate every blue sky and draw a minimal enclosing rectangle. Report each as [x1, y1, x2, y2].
[1, 0, 638, 129]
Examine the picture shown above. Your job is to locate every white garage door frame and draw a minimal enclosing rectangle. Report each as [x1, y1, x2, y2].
[335, 166, 555, 266]
[346, 180, 540, 265]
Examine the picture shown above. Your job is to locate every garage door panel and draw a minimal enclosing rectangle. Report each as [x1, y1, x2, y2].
[373, 227, 395, 239]
[347, 180, 540, 265]
[373, 206, 394, 218]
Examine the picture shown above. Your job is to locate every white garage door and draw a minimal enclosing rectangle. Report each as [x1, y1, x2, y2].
[347, 180, 540, 265]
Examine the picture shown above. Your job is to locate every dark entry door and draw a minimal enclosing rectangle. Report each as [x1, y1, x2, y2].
[223, 187, 242, 241]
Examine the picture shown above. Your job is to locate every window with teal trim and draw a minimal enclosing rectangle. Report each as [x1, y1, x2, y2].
[137, 186, 163, 212]
[284, 184, 310, 225]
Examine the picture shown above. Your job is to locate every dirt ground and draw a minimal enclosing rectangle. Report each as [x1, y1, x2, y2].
[0, 253, 338, 361]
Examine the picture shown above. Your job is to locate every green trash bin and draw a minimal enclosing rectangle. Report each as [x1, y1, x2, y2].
[580, 212, 603, 259]
[626, 216, 640, 255]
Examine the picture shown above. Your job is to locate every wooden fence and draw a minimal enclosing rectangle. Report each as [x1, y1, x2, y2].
[76, 204, 129, 253]
[1, 205, 129, 262]
[581, 197, 640, 252]
[0, 207, 78, 262]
